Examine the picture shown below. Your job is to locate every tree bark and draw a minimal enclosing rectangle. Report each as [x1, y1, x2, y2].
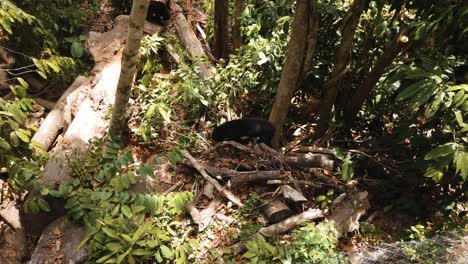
[344, 31, 408, 124]
[232, 0, 245, 51]
[171, 3, 215, 78]
[108, 0, 150, 139]
[314, 0, 369, 139]
[214, 0, 229, 60]
[269, 0, 318, 148]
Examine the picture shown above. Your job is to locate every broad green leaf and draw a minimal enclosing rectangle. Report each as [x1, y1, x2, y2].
[71, 42, 84, 58]
[131, 249, 151, 256]
[424, 167, 444, 182]
[454, 151, 468, 180]
[101, 227, 119, 239]
[243, 251, 257, 258]
[121, 205, 132, 218]
[14, 130, 30, 143]
[46, 61, 60, 73]
[424, 143, 457, 160]
[17, 77, 29, 88]
[106, 242, 123, 252]
[160, 245, 173, 259]
[96, 254, 113, 263]
[396, 80, 429, 101]
[37, 198, 51, 212]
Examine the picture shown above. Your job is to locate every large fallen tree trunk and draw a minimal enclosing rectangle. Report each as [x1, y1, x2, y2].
[171, 2, 214, 78]
[31, 76, 87, 151]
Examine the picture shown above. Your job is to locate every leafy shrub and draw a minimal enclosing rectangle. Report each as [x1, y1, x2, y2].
[241, 221, 347, 263]
[46, 136, 197, 263]
[0, 81, 47, 189]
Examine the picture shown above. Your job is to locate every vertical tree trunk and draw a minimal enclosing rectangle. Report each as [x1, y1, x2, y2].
[232, 0, 245, 51]
[314, 0, 369, 139]
[269, 0, 318, 148]
[214, 0, 229, 60]
[108, 0, 150, 139]
[345, 31, 408, 124]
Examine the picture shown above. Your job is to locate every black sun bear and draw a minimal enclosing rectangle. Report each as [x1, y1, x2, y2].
[211, 118, 275, 146]
[146, 0, 171, 25]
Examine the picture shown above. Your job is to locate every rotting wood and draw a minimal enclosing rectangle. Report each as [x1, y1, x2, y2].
[181, 150, 244, 207]
[263, 199, 293, 224]
[327, 191, 369, 236]
[185, 196, 224, 231]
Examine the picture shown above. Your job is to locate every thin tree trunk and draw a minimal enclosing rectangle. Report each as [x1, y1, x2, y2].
[345, 31, 408, 124]
[214, 0, 229, 60]
[108, 0, 150, 139]
[314, 0, 369, 139]
[269, 0, 318, 148]
[232, 0, 245, 51]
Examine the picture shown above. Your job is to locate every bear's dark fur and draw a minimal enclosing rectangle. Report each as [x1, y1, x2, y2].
[212, 118, 275, 146]
[146, 0, 171, 25]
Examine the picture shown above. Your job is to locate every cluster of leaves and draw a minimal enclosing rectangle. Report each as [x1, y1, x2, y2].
[44, 137, 198, 263]
[0, 0, 36, 38]
[13, 0, 99, 44]
[240, 221, 347, 264]
[382, 56, 467, 183]
[0, 80, 46, 189]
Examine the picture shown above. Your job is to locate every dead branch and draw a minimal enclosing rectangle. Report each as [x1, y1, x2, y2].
[181, 150, 244, 207]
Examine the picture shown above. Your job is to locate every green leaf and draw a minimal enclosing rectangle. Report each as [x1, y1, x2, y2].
[315, 195, 326, 202]
[131, 249, 151, 256]
[160, 245, 173, 259]
[454, 151, 468, 180]
[454, 110, 465, 127]
[101, 227, 119, 239]
[14, 130, 30, 143]
[396, 79, 429, 101]
[424, 167, 444, 182]
[46, 61, 61, 73]
[116, 251, 129, 264]
[17, 77, 29, 88]
[37, 198, 51, 212]
[106, 242, 123, 252]
[243, 251, 257, 258]
[424, 143, 457, 160]
[96, 254, 113, 263]
[71, 42, 84, 58]
[121, 205, 132, 218]
[37, 71, 48, 79]
[424, 93, 443, 119]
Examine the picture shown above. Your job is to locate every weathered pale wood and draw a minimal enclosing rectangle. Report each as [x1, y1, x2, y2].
[327, 191, 369, 236]
[171, 3, 214, 78]
[32, 76, 87, 151]
[181, 150, 244, 207]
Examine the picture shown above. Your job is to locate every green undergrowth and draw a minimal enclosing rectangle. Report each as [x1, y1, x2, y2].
[44, 136, 197, 263]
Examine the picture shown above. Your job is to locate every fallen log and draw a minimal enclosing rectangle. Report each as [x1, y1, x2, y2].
[170, 2, 214, 78]
[31, 76, 87, 151]
[181, 150, 244, 207]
